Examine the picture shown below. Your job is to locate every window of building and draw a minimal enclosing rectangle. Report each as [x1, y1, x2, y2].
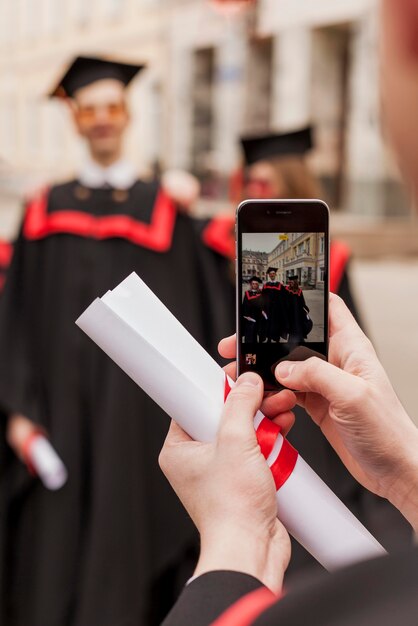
[191, 47, 215, 179]
[244, 37, 273, 134]
[319, 236, 325, 253]
[310, 24, 352, 209]
[320, 266, 325, 282]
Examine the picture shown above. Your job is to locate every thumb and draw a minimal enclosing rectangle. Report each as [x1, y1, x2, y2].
[275, 357, 365, 404]
[218, 372, 263, 445]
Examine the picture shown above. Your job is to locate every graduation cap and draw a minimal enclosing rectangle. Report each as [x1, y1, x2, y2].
[266, 267, 278, 274]
[49, 56, 145, 98]
[288, 275, 299, 281]
[240, 127, 313, 166]
[249, 276, 262, 283]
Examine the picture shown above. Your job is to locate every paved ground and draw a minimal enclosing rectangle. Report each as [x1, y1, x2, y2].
[303, 289, 324, 342]
[350, 260, 418, 426]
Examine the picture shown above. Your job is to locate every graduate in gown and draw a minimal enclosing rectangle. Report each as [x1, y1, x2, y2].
[0, 56, 235, 626]
[242, 277, 265, 343]
[260, 268, 287, 343]
[284, 275, 310, 342]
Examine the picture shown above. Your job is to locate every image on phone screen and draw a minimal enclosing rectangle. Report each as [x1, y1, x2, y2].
[237, 201, 329, 389]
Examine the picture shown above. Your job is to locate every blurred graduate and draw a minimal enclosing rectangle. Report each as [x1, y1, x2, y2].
[0, 56, 235, 626]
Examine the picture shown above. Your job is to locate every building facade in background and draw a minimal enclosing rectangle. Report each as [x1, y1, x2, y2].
[0, 0, 410, 237]
[242, 250, 267, 281]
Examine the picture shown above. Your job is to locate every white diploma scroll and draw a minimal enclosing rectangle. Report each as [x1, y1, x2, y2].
[27, 435, 68, 491]
[76, 272, 386, 571]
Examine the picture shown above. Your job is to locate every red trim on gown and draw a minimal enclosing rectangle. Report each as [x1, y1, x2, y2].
[263, 284, 282, 291]
[23, 187, 177, 252]
[202, 215, 235, 259]
[330, 240, 351, 293]
[210, 587, 277, 626]
[245, 291, 262, 301]
[0, 240, 12, 267]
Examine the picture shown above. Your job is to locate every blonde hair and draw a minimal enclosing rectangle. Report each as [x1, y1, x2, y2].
[269, 155, 322, 199]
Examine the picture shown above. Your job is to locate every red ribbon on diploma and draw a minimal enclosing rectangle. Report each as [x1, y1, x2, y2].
[224, 377, 298, 490]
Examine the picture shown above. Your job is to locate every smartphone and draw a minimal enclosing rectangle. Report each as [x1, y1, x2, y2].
[236, 199, 329, 390]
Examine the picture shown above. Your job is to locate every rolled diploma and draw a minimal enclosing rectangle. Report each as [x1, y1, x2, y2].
[28, 435, 68, 491]
[76, 272, 386, 571]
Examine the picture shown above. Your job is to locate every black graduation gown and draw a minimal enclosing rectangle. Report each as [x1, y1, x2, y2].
[0, 180, 235, 626]
[242, 290, 264, 343]
[285, 286, 309, 342]
[260, 282, 287, 342]
[162, 548, 418, 626]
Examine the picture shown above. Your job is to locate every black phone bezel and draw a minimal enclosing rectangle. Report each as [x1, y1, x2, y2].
[236, 199, 330, 391]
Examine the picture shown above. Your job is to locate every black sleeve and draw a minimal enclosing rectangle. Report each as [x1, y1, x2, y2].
[0, 228, 42, 422]
[253, 549, 418, 626]
[164, 551, 418, 626]
[301, 292, 309, 312]
[162, 571, 265, 626]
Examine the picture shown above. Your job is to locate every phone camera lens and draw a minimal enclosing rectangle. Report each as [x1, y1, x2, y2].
[267, 210, 271, 215]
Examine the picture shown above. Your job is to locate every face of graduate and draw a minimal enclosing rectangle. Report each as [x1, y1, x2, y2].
[381, 0, 418, 199]
[289, 279, 298, 290]
[268, 272, 276, 281]
[72, 79, 130, 165]
[250, 281, 260, 291]
[245, 161, 284, 199]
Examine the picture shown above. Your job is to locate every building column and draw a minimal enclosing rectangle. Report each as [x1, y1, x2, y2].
[271, 26, 312, 130]
[345, 10, 386, 215]
[212, 22, 247, 173]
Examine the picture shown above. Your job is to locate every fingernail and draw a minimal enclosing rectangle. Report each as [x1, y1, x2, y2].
[276, 362, 295, 379]
[235, 372, 261, 387]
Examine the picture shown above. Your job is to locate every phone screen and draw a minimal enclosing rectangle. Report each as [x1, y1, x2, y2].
[237, 200, 329, 390]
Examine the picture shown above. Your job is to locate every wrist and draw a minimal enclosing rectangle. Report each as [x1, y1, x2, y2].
[386, 430, 418, 532]
[193, 524, 289, 593]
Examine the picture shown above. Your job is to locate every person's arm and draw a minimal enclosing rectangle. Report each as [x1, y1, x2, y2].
[301, 292, 309, 313]
[161, 293, 418, 624]
[159, 378, 296, 593]
[273, 294, 418, 531]
[220, 295, 418, 531]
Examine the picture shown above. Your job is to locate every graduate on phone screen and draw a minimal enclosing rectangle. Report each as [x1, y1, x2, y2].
[242, 276, 265, 343]
[261, 267, 287, 342]
[285, 275, 310, 342]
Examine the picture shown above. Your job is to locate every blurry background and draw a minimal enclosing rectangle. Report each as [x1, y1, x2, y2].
[0, 0, 417, 422]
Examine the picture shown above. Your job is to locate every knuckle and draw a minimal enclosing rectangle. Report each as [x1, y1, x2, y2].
[228, 385, 255, 404]
[349, 379, 369, 406]
[305, 357, 321, 375]
[158, 446, 170, 473]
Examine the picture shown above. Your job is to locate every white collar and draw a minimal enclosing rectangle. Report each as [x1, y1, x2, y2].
[78, 159, 138, 190]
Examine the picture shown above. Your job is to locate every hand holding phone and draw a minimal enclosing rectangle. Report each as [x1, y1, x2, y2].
[236, 199, 329, 390]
